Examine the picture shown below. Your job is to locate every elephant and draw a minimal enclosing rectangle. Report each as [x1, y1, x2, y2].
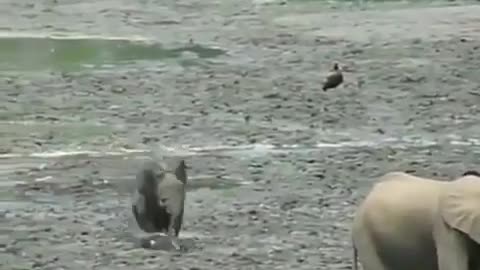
[463, 170, 480, 177]
[132, 158, 187, 250]
[351, 170, 480, 270]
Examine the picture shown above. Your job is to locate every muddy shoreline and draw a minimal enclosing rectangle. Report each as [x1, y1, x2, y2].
[1, 0, 480, 269]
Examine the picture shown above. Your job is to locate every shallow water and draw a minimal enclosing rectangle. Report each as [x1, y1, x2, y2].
[0, 36, 226, 71]
[1, 0, 480, 268]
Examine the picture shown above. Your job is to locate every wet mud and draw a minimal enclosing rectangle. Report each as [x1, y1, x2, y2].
[1, 0, 480, 269]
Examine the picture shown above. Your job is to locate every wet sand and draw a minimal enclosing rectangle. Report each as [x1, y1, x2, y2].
[1, 0, 480, 269]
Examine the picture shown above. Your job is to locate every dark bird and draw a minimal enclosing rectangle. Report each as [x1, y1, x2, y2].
[244, 114, 251, 123]
[322, 63, 343, 91]
[132, 158, 187, 250]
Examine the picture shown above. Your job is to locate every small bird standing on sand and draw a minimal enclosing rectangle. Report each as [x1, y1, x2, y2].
[322, 63, 343, 91]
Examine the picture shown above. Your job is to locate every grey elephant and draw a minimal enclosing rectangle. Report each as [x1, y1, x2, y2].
[132, 158, 187, 250]
[352, 170, 480, 270]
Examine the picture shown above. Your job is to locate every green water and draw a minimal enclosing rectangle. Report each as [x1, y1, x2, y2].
[0, 37, 226, 72]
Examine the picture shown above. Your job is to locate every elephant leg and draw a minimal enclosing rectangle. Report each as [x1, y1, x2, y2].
[353, 229, 389, 270]
[434, 216, 469, 270]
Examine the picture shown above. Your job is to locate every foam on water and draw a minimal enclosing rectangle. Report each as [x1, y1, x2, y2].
[0, 120, 107, 126]
[0, 136, 479, 159]
[0, 31, 153, 42]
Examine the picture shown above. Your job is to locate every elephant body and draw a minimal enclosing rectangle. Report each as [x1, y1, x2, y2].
[352, 171, 480, 270]
[132, 159, 187, 240]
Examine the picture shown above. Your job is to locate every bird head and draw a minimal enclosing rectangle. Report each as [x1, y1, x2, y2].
[332, 63, 340, 71]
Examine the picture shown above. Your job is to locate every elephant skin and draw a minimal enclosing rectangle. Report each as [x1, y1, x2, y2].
[352, 171, 480, 270]
[132, 158, 187, 250]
